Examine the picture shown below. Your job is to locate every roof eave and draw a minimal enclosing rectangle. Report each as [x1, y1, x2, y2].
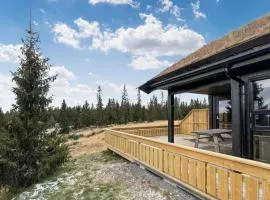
[139, 41, 270, 94]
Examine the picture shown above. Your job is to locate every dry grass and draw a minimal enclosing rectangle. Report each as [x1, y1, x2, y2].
[68, 132, 107, 158]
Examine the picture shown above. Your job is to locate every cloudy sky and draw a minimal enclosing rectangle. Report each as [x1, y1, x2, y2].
[0, 0, 269, 111]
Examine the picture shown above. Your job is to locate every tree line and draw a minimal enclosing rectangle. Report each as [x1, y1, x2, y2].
[48, 86, 208, 133]
[0, 87, 208, 134]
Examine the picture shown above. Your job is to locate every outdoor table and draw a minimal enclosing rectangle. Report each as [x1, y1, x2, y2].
[193, 129, 232, 153]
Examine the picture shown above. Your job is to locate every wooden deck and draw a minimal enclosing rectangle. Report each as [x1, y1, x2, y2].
[104, 128, 270, 200]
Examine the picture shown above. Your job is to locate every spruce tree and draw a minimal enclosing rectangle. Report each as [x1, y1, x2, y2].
[121, 85, 130, 123]
[0, 23, 68, 187]
[96, 85, 103, 125]
[59, 99, 70, 133]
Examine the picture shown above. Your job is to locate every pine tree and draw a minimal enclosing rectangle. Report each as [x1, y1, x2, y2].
[0, 23, 68, 187]
[59, 99, 70, 133]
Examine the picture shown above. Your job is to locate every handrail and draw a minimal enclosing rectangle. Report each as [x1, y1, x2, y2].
[105, 128, 270, 200]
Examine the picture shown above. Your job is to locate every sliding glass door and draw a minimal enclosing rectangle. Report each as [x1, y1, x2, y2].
[251, 78, 270, 163]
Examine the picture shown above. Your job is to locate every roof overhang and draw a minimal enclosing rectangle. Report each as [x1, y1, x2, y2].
[139, 34, 270, 94]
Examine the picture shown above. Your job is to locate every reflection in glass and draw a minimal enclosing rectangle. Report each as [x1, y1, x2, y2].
[255, 114, 270, 127]
[218, 99, 232, 129]
[253, 79, 270, 110]
[253, 132, 270, 164]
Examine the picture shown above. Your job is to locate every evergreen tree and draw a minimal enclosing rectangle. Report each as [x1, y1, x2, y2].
[133, 89, 142, 122]
[0, 23, 68, 187]
[80, 100, 91, 127]
[96, 85, 103, 125]
[0, 107, 4, 128]
[121, 85, 130, 123]
[59, 99, 70, 133]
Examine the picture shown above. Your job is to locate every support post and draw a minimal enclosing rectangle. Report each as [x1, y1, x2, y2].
[168, 92, 174, 143]
[231, 79, 242, 157]
[208, 95, 218, 129]
[208, 95, 213, 129]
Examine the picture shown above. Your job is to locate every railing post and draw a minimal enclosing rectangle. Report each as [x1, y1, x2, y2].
[168, 91, 174, 143]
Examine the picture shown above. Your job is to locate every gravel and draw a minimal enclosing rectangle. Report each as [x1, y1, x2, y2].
[94, 154, 199, 200]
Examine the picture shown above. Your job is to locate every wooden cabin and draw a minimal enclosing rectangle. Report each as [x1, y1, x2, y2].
[105, 14, 270, 200]
[139, 13, 270, 164]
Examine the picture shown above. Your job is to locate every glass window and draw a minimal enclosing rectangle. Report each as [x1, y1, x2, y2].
[255, 114, 270, 127]
[253, 79, 270, 110]
[218, 99, 232, 129]
[253, 132, 270, 163]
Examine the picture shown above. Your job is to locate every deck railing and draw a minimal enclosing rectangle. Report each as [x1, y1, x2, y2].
[105, 128, 270, 200]
[113, 109, 209, 137]
[114, 126, 181, 137]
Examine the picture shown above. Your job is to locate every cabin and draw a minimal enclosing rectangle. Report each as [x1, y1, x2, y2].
[140, 13, 270, 163]
[105, 14, 270, 199]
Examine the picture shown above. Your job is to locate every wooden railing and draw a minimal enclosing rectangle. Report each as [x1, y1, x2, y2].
[105, 129, 270, 200]
[113, 109, 209, 136]
[114, 126, 181, 137]
[179, 109, 209, 134]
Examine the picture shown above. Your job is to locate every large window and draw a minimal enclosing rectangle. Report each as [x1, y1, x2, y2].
[252, 78, 270, 163]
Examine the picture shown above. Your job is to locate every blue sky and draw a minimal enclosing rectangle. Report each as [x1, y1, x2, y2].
[0, 0, 269, 111]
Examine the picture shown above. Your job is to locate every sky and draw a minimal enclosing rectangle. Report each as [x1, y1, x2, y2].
[0, 0, 269, 111]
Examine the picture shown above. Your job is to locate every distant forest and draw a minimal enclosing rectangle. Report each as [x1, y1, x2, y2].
[1, 85, 208, 133]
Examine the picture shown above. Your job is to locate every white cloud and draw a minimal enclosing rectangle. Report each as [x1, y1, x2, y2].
[191, 0, 206, 19]
[159, 0, 173, 12]
[52, 18, 101, 49]
[49, 66, 76, 87]
[129, 54, 171, 70]
[159, 0, 183, 21]
[48, 66, 95, 107]
[89, 0, 139, 8]
[52, 13, 205, 70]
[52, 23, 81, 48]
[0, 44, 21, 63]
[0, 73, 15, 111]
[91, 13, 205, 57]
